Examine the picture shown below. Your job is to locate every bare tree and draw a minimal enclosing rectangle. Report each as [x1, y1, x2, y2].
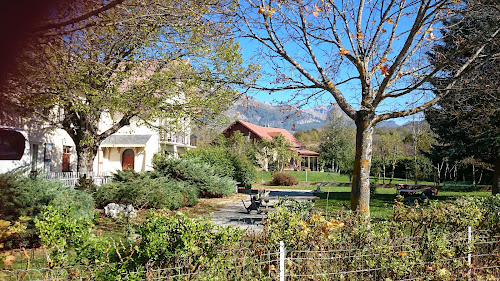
[235, 0, 499, 216]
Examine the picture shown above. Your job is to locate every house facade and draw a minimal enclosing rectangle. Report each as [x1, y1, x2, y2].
[0, 115, 195, 174]
[220, 120, 320, 171]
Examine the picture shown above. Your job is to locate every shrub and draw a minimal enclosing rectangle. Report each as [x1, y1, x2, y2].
[136, 211, 244, 267]
[34, 205, 94, 266]
[270, 172, 298, 186]
[183, 146, 257, 186]
[0, 173, 94, 222]
[232, 156, 257, 186]
[95, 170, 198, 209]
[152, 155, 236, 197]
[182, 147, 236, 178]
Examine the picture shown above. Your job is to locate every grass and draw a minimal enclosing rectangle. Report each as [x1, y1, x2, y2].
[253, 182, 492, 221]
[256, 170, 437, 185]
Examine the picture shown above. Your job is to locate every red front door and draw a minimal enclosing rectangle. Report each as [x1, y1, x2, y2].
[62, 146, 71, 172]
[122, 149, 135, 170]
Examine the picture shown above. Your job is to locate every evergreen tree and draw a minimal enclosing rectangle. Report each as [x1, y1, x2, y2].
[425, 0, 500, 193]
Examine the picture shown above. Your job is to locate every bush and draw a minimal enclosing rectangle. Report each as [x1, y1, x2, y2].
[182, 146, 257, 186]
[182, 147, 236, 178]
[0, 173, 94, 222]
[270, 172, 298, 186]
[136, 212, 244, 264]
[34, 205, 94, 266]
[95, 170, 198, 209]
[232, 156, 257, 186]
[152, 155, 236, 197]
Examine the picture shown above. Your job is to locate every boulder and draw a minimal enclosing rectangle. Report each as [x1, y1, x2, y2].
[104, 203, 137, 219]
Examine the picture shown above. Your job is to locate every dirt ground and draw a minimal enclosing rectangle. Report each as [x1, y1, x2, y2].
[205, 189, 317, 233]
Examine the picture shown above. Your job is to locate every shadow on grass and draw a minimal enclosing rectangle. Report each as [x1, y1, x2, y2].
[314, 191, 397, 221]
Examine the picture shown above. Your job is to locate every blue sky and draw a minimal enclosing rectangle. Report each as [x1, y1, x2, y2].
[232, 1, 444, 126]
[237, 38, 426, 126]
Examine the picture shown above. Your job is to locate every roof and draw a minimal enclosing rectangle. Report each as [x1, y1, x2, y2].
[293, 147, 320, 156]
[224, 120, 306, 148]
[101, 134, 152, 148]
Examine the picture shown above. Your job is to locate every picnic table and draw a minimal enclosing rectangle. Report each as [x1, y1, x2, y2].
[396, 185, 438, 206]
[242, 192, 319, 214]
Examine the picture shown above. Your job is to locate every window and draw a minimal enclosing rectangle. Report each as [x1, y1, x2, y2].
[0, 129, 26, 160]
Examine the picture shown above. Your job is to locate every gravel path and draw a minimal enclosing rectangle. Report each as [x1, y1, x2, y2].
[208, 189, 318, 233]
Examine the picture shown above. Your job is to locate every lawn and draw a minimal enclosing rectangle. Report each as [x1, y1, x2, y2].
[253, 182, 492, 221]
[257, 170, 436, 185]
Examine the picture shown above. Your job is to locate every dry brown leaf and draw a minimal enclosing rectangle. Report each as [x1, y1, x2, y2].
[313, 11, 319, 17]
[258, 7, 265, 15]
[380, 57, 387, 63]
[339, 48, 350, 56]
[386, 18, 394, 24]
[3, 255, 15, 266]
[357, 31, 363, 39]
[379, 64, 390, 76]
[381, 29, 387, 33]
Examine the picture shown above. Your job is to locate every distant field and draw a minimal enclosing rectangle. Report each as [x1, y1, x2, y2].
[253, 179, 492, 220]
[257, 170, 436, 185]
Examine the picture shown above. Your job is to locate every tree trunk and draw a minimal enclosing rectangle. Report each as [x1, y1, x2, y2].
[390, 160, 396, 184]
[493, 156, 500, 195]
[76, 144, 98, 174]
[472, 163, 476, 187]
[351, 114, 374, 216]
[382, 164, 386, 184]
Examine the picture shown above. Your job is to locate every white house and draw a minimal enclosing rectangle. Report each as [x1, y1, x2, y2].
[0, 115, 195, 174]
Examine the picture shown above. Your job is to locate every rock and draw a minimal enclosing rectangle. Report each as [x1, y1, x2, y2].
[104, 203, 136, 219]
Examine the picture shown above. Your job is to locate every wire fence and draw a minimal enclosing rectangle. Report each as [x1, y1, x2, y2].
[1, 229, 499, 280]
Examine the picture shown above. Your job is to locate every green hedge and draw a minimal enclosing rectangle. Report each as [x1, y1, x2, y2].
[152, 155, 236, 197]
[0, 173, 94, 222]
[182, 147, 257, 186]
[95, 170, 198, 209]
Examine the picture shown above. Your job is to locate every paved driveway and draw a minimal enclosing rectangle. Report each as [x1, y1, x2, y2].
[208, 189, 317, 233]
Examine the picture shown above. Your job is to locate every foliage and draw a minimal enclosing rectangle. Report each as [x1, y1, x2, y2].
[425, 0, 500, 193]
[34, 205, 94, 266]
[152, 155, 236, 197]
[135, 212, 244, 266]
[319, 111, 355, 174]
[254, 135, 298, 172]
[0, 217, 28, 266]
[182, 146, 236, 179]
[2, 193, 499, 279]
[0, 173, 94, 222]
[95, 170, 198, 209]
[232, 155, 257, 186]
[4, 0, 256, 172]
[270, 172, 298, 186]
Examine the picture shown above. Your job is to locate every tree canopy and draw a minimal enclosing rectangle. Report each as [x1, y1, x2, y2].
[425, 0, 500, 193]
[2, 0, 256, 172]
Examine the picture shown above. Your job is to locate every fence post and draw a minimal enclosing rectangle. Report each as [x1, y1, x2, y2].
[305, 170, 308, 182]
[279, 241, 285, 281]
[467, 226, 472, 270]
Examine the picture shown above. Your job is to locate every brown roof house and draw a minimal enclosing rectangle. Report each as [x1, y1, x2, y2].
[220, 120, 320, 171]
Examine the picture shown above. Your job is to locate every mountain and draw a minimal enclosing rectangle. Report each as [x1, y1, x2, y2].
[225, 96, 326, 131]
[223, 96, 401, 132]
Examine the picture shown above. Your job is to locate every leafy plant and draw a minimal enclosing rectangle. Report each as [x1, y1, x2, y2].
[152, 155, 236, 197]
[0, 173, 94, 221]
[95, 170, 198, 209]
